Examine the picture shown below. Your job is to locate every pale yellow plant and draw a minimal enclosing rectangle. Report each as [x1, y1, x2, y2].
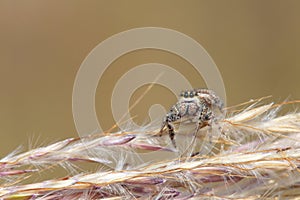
[1, 98, 300, 199]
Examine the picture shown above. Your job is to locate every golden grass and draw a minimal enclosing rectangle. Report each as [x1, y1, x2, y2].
[1, 98, 300, 199]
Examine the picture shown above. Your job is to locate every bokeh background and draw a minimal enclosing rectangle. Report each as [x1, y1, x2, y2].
[0, 1, 299, 157]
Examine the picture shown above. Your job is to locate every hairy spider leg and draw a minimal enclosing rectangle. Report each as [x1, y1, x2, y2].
[159, 109, 181, 148]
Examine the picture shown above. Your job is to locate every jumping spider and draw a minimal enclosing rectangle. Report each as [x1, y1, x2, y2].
[159, 88, 224, 148]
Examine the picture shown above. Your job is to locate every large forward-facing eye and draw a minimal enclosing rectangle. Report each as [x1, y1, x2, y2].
[189, 91, 195, 98]
[184, 91, 189, 98]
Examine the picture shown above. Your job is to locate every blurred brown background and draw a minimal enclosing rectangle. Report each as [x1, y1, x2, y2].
[0, 1, 299, 157]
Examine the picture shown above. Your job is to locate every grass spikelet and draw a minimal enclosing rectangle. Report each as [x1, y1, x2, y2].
[1, 98, 300, 199]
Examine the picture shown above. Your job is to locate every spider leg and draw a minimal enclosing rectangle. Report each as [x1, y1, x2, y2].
[159, 111, 180, 148]
[159, 120, 166, 137]
[186, 106, 213, 157]
[167, 123, 176, 148]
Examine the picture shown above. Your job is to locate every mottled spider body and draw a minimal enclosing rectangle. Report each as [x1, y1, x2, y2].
[160, 89, 224, 147]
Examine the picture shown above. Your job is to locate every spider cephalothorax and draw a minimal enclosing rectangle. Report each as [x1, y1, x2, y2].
[160, 88, 224, 148]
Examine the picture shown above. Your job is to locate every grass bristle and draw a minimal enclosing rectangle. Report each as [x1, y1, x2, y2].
[1, 98, 300, 199]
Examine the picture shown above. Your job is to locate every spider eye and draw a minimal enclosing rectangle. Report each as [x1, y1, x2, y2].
[184, 91, 189, 98]
[180, 92, 184, 97]
[189, 92, 194, 98]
